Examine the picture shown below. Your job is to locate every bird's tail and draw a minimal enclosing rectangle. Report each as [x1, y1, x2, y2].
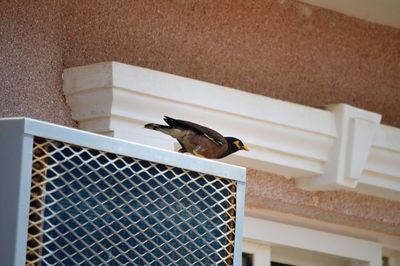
[144, 123, 172, 135]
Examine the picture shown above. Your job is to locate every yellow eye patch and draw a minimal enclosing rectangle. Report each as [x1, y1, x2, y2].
[233, 140, 241, 148]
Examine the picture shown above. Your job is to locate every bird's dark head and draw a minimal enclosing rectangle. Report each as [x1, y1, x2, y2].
[225, 137, 249, 154]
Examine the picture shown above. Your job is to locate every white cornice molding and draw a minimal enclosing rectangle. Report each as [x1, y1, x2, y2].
[298, 0, 400, 29]
[63, 61, 400, 201]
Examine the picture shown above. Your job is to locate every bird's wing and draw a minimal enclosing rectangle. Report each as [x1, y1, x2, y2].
[163, 116, 226, 145]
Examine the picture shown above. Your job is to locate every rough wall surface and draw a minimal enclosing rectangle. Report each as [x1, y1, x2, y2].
[1, 0, 399, 126]
[62, 0, 400, 127]
[0, 0, 75, 126]
[246, 169, 400, 235]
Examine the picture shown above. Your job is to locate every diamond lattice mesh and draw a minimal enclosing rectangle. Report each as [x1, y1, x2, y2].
[26, 137, 237, 265]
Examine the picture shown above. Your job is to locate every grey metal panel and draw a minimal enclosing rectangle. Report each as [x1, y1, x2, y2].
[0, 119, 33, 266]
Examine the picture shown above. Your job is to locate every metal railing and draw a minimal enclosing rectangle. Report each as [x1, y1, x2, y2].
[0, 118, 246, 266]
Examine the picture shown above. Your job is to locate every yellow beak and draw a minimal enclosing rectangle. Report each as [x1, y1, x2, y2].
[242, 145, 250, 151]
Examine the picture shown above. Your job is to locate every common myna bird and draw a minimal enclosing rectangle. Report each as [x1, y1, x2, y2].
[144, 116, 249, 159]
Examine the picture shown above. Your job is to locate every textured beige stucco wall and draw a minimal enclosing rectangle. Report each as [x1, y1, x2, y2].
[0, 0, 74, 126]
[1, 0, 400, 235]
[246, 169, 400, 235]
[62, 0, 400, 127]
[1, 0, 399, 126]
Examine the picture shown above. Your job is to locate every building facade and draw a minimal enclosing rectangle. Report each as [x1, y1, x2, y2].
[1, 1, 400, 265]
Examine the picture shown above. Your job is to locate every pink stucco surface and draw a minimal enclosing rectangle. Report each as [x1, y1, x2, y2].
[62, 0, 400, 127]
[1, 0, 399, 126]
[246, 169, 400, 235]
[0, 0, 75, 127]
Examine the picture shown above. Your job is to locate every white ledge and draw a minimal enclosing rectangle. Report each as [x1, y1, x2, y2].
[63, 61, 400, 201]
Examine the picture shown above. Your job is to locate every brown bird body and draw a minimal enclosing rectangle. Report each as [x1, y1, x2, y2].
[144, 116, 248, 159]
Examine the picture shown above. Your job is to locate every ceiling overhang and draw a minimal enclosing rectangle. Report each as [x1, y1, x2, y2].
[298, 0, 400, 29]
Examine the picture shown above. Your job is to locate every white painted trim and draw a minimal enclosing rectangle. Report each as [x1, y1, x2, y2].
[386, 250, 400, 266]
[243, 240, 271, 266]
[62, 61, 400, 200]
[245, 207, 400, 252]
[298, 0, 400, 29]
[244, 216, 382, 266]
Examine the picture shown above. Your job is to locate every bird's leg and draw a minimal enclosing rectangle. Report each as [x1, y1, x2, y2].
[192, 146, 205, 158]
[193, 151, 205, 158]
[177, 141, 187, 153]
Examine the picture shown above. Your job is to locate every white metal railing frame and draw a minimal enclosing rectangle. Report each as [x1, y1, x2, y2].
[0, 117, 246, 266]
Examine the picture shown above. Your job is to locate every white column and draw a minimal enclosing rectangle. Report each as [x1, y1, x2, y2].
[243, 240, 271, 266]
[388, 251, 400, 266]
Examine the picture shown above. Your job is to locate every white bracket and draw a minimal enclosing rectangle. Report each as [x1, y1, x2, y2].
[298, 104, 382, 190]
